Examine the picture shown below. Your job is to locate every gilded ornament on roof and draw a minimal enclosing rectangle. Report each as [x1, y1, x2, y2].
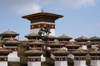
[51, 25, 53, 28]
[32, 26, 34, 28]
[8, 28, 10, 31]
[42, 8, 44, 13]
[38, 25, 40, 27]
[11, 36, 13, 40]
[44, 24, 46, 27]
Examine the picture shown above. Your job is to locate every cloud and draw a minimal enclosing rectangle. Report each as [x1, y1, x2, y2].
[59, 0, 96, 8]
[0, 0, 97, 15]
[0, 0, 45, 15]
[11, 4, 41, 15]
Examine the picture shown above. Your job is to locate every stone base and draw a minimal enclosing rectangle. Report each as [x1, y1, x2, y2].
[8, 51, 20, 62]
[91, 45, 98, 49]
[41, 54, 46, 62]
[28, 62, 41, 66]
[82, 45, 87, 49]
[91, 60, 100, 66]
[0, 61, 8, 66]
[55, 61, 68, 66]
[8, 57, 20, 62]
[74, 60, 87, 66]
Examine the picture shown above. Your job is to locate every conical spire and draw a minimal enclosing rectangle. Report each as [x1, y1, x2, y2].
[94, 47, 98, 51]
[94, 35, 96, 37]
[81, 35, 83, 38]
[54, 39, 58, 42]
[59, 46, 62, 50]
[42, 8, 44, 13]
[33, 31, 35, 34]
[8, 28, 10, 31]
[0, 45, 2, 48]
[63, 33, 65, 36]
[11, 36, 13, 40]
[72, 41, 74, 44]
[78, 47, 82, 50]
[33, 45, 36, 49]
[36, 37, 38, 41]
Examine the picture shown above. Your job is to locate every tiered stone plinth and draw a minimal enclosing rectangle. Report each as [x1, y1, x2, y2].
[74, 56, 86, 66]
[28, 56, 41, 66]
[47, 39, 66, 59]
[27, 39, 46, 62]
[91, 42, 100, 49]
[78, 42, 87, 49]
[89, 50, 100, 66]
[66, 42, 81, 51]
[8, 50, 20, 62]
[89, 36, 100, 49]
[25, 33, 42, 41]
[51, 49, 70, 66]
[0, 47, 12, 66]
[24, 49, 45, 66]
[0, 56, 8, 66]
[72, 50, 88, 66]
[55, 56, 67, 66]
[75, 35, 88, 50]
[90, 56, 100, 66]
[2, 39, 21, 62]
[57, 34, 72, 44]
[66, 42, 80, 59]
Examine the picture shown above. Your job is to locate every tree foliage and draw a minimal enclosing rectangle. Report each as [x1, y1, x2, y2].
[38, 27, 51, 36]
[38, 27, 51, 41]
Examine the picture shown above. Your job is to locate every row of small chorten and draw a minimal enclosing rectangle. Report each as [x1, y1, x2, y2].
[0, 29, 100, 66]
[0, 29, 100, 42]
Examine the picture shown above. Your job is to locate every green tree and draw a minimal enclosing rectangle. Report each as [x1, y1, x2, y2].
[38, 27, 51, 41]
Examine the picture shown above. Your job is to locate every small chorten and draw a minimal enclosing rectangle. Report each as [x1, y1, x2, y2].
[57, 34, 72, 42]
[51, 49, 71, 66]
[75, 35, 88, 50]
[0, 45, 12, 66]
[72, 48, 88, 66]
[24, 45, 45, 66]
[89, 35, 100, 49]
[89, 47, 100, 66]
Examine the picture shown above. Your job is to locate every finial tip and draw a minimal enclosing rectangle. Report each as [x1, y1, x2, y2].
[8, 28, 10, 31]
[42, 8, 44, 13]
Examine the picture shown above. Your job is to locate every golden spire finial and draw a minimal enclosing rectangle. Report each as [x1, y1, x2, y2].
[95, 47, 98, 51]
[8, 29, 10, 31]
[42, 8, 44, 13]
[59, 46, 62, 50]
[0, 45, 2, 48]
[63, 33, 65, 36]
[94, 35, 96, 37]
[36, 37, 38, 41]
[11, 36, 13, 40]
[72, 41, 74, 44]
[81, 35, 83, 38]
[54, 39, 58, 42]
[33, 31, 35, 34]
[33, 45, 36, 49]
[78, 47, 82, 50]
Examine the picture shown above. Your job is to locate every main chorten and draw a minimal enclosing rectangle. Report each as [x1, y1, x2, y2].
[22, 8, 63, 36]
